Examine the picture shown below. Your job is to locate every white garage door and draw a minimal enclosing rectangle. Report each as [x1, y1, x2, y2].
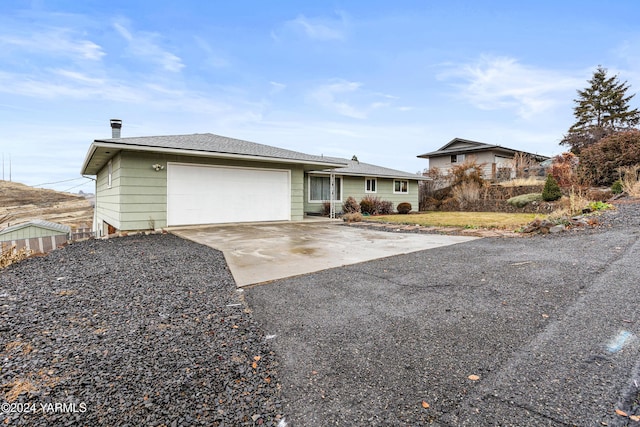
[167, 163, 291, 226]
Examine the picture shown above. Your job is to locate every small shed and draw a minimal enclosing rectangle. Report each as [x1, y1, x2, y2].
[0, 220, 71, 254]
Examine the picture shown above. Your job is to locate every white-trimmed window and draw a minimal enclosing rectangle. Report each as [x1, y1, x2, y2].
[365, 177, 377, 193]
[107, 160, 113, 189]
[451, 154, 465, 163]
[309, 175, 342, 201]
[393, 179, 408, 194]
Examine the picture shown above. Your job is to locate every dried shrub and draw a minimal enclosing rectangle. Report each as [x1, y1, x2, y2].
[360, 196, 392, 215]
[419, 167, 451, 210]
[452, 181, 482, 209]
[619, 165, 640, 197]
[342, 196, 361, 214]
[321, 201, 331, 216]
[378, 200, 393, 215]
[553, 187, 591, 217]
[397, 202, 412, 214]
[548, 152, 579, 187]
[342, 212, 363, 223]
[1, 245, 32, 269]
[360, 195, 379, 215]
[450, 158, 486, 187]
[542, 175, 562, 201]
[511, 152, 539, 178]
[578, 130, 640, 186]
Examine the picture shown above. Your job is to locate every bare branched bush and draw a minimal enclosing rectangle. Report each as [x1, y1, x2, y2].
[511, 152, 537, 178]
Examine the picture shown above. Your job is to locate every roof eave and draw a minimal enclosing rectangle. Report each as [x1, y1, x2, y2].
[82, 141, 347, 175]
[310, 170, 428, 181]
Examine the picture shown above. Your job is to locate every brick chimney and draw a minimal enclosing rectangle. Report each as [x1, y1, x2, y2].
[110, 119, 122, 138]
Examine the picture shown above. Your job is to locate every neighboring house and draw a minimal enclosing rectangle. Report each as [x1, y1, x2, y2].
[417, 138, 550, 180]
[81, 121, 425, 235]
[0, 219, 71, 253]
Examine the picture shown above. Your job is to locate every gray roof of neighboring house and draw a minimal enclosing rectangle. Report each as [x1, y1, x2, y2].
[0, 219, 71, 236]
[82, 133, 347, 175]
[310, 157, 428, 180]
[417, 138, 550, 161]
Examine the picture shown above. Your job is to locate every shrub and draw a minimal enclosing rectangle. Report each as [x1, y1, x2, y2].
[619, 165, 640, 197]
[342, 196, 361, 213]
[507, 193, 543, 208]
[542, 175, 562, 201]
[397, 202, 412, 214]
[360, 195, 380, 215]
[578, 130, 640, 186]
[378, 200, 393, 215]
[450, 158, 486, 187]
[452, 181, 481, 209]
[321, 201, 331, 216]
[549, 152, 579, 187]
[1, 245, 32, 269]
[342, 212, 363, 223]
[611, 179, 623, 194]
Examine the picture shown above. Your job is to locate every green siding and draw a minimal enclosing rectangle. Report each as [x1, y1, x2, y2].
[304, 175, 419, 214]
[94, 151, 306, 232]
[95, 153, 122, 233]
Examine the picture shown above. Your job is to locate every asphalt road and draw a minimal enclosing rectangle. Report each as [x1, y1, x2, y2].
[244, 226, 640, 426]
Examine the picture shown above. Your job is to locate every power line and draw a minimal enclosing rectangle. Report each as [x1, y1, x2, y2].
[33, 177, 86, 186]
[62, 180, 93, 193]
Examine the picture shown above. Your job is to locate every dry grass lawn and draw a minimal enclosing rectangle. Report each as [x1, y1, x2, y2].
[366, 211, 542, 229]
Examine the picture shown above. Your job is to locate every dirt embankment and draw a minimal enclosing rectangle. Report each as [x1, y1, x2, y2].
[0, 181, 94, 230]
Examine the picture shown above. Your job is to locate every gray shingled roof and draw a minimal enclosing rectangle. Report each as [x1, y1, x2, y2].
[0, 220, 71, 236]
[417, 138, 550, 161]
[310, 157, 427, 180]
[95, 133, 345, 165]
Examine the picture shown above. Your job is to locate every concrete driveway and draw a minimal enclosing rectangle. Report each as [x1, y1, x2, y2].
[171, 220, 477, 286]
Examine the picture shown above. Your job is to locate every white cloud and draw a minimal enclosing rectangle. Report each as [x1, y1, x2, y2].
[0, 29, 105, 61]
[439, 55, 582, 119]
[309, 80, 400, 119]
[113, 22, 184, 72]
[269, 81, 286, 94]
[310, 80, 367, 119]
[276, 11, 348, 42]
[193, 36, 230, 68]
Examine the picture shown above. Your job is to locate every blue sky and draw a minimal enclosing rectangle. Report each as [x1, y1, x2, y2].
[2, 0, 640, 193]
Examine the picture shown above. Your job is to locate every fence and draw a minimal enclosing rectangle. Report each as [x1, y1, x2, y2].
[0, 227, 95, 256]
[1, 234, 70, 255]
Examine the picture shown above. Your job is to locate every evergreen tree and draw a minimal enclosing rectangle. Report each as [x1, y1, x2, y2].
[561, 66, 640, 154]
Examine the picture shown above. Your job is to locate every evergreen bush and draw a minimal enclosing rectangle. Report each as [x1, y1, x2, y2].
[542, 175, 562, 201]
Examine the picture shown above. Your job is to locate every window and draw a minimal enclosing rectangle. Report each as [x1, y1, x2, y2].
[309, 176, 341, 201]
[107, 160, 113, 188]
[394, 180, 408, 194]
[450, 154, 465, 163]
[365, 177, 377, 193]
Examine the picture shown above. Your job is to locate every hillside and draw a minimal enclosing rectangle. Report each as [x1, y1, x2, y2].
[0, 181, 94, 230]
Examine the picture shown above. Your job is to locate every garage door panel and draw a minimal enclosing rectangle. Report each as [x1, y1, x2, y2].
[167, 163, 290, 226]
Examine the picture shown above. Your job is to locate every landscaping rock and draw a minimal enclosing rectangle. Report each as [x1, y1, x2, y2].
[0, 234, 285, 426]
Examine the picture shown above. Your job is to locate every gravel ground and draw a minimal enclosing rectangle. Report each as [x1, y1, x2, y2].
[0, 234, 285, 426]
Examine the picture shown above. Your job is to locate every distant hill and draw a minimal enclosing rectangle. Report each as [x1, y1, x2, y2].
[0, 181, 94, 231]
